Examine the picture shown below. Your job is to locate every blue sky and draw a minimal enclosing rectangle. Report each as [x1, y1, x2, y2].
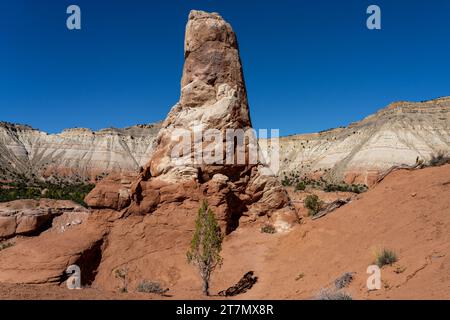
[1, 0, 449, 136]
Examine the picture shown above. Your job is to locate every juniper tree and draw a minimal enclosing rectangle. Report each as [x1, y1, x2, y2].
[304, 194, 322, 216]
[187, 200, 223, 296]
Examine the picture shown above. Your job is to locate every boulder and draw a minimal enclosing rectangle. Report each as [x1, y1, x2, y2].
[85, 173, 137, 210]
[0, 199, 89, 240]
[0, 213, 108, 284]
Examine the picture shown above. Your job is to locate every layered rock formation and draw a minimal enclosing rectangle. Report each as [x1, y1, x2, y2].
[86, 10, 294, 232]
[2, 96, 449, 187]
[0, 199, 89, 239]
[0, 122, 161, 182]
[271, 97, 450, 186]
[0, 211, 107, 285]
[0, 10, 295, 288]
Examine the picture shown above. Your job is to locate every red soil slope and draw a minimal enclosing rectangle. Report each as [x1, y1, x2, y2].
[221, 163, 450, 299]
[1, 164, 449, 299]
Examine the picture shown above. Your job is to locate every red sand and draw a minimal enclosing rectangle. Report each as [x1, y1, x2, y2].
[1, 164, 449, 299]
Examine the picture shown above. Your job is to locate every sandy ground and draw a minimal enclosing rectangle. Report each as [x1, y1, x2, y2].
[1, 164, 449, 299]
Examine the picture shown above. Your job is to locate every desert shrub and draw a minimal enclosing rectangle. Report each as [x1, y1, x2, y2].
[187, 201, 223, 296]
[115, 268, 128, 293]
[295, 181, 306, 191]
[334, 272, 354, 289]
[281, 176, 293, 187]
[304, 194, 322, 216]
[136, 280, 169, 295]
[280, 173, 368, 194]
[0, 242, 14, 251]
[429, 151, 450, 167]
[0, 181, 94, 206]
[260, 224, 276, 234]
[375, 249, 398, 268]
[324, 183, 367, 194]
[42, 183, 95, 206]
[316, 288, 352, 300]
[352, 184, 368, 193]
[0, 186, 39, 202]
[324, 184, 339, 192]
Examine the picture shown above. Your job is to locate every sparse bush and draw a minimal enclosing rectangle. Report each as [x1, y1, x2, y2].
[429, 151, 450, 167]
[334, 272, 354, 289]
[316, 288, 352, 300]
[0, 242, 14, 251]
[324, 183, 367, 194]
[295, 181, 306, 191]
[281, 176, 293, 187]
[280, 172, 368, 194]
[136, 280, 169, 295]
[375, 249, 398, 268]
[187, 201, 223, 296]
[0, 180, 94, 206]
[304, 194, 322, 216]
[260, 224, 276, 234]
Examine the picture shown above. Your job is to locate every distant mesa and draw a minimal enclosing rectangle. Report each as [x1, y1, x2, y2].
[2, 94, 449, 187]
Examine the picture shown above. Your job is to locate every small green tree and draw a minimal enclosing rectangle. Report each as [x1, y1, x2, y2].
[187, 200, 223, 296]
[295, 181, 306, 191]
[304, 194, 322, 216]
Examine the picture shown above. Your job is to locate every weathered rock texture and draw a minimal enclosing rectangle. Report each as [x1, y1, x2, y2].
[2, 98, 449, 188]
[0, 212, 107, 285]
[271, 97, 450, 186]
[0, 199, 89, 239]
[86, 10, 294, 232]
[0, 122, 161, 182]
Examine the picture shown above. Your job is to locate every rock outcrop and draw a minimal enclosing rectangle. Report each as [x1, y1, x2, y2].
[0, 199, 89, 239]
[86, 10, 295, 232]
[0, 213, 107, 285]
